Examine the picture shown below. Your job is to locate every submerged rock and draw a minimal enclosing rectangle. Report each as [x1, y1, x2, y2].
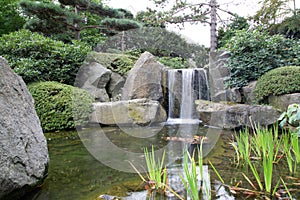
[0, 57, 49, 199]
[196, 100, 281, 129]
[90, 98, 167, 125]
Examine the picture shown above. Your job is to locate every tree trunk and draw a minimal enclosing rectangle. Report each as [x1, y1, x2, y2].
[74, 5, 80, 40]
[210, 0, 217, 52]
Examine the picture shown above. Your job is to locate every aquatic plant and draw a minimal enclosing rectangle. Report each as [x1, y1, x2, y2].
[180, 138, 213, 200]
[144, 146, 167, 192]
[181, 149, 201, 200]
[230, 129, 251, 166]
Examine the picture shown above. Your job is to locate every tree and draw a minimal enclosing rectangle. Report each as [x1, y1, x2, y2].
[20, 0, 142, 41]
[217, 15, 250, 48]
[135, 0, 235, 52]
[0, 0, 26, 35]
[253, 0, 296, 26]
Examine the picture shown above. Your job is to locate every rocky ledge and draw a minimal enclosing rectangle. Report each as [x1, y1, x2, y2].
[196, 100, 281, 129]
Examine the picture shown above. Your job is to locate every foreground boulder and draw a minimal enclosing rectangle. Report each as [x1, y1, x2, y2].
[0, 57, 49, 199]
[122, 52, 166, 103]
[196, 100, 281, 129]
[90, 98, 167, 125]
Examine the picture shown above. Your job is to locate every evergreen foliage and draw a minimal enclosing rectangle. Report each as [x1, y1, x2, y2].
[0, 30, 91, 85]
[217, 15, 250, 48]
[254, 66, 300, 103]
[224, 30, 300, 88]
[0, 0, 25, 35]
[269, 12, 300, 39]
[97, 27, 209, 68]
[28, 81, 94, 132]
[19, 0, 142, 41]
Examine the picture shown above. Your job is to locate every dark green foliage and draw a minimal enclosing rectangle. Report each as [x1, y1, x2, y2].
[0, 30, 91, 84]
[19, 0, 141, 41]
[225, 30, 300, 88]
[254, 66, 300, 103]
[0, 0, 26, 35]
[85, 52, 138, 75]
[217, 15, 250, 48]
[157, 57, 187, 69]
[28, 81, 94, 132]
[100, 18, 142, 35]
[269, 12, 300, 39]
[96, 27, 209, 68]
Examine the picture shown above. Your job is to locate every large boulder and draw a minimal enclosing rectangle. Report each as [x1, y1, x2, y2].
[76, 62, 111, 102]
[90, 98, 167, 126]
[196, 100, 281, 129]
[122, 52, 166, 103]
[268, 93, 300, 111]
[107, 72, 125, 101]
[0, 57, 49, 199]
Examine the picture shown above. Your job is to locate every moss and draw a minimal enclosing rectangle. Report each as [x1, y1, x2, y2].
[85, 52, 138, 75]
[28, 81, 93, 132]
[254, 66, 300, 104]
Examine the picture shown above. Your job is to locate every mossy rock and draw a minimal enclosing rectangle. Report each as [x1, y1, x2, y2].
[85, 52, 138, 76]
[28, 81, 94, 132]
[254, 66, 300, 104]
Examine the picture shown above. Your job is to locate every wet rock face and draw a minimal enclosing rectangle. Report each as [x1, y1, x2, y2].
[0, 57, 49, 199]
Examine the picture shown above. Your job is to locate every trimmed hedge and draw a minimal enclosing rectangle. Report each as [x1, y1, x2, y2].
[254, 66, 300, 103]
[28, 81, 93, 132]
[0, 29, 91, 85]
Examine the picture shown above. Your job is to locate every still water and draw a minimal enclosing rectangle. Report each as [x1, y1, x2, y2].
[23, 125, 300, 200]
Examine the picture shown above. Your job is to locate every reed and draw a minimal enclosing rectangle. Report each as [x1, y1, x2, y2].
[181, 139, 207, 200]
[230, 129, 251, 166]
[144, 145, 167, 190]
[181, 149, 200, 200]
[291, 132, 300, 164]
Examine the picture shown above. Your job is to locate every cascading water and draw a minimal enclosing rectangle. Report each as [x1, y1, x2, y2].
[167, 68, 209, 124]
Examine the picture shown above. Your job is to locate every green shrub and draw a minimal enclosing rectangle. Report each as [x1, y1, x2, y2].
[85, 51, 138, 75]
[254, 66, 300, 103]
[28, 81, 94, 132]
[0, 29, 91, 85]
[224, 30, 300, 88]
[157, 56, 187, 69]
[278, 104, 300, 135]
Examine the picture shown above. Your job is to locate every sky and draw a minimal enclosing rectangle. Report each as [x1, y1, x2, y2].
[103, 0, 263, 47]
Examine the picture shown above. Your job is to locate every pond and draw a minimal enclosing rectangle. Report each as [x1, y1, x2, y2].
[23, 124, 300, 200]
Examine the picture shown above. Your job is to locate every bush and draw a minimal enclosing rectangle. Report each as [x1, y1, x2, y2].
[224, 30, 300, 88]
[85, 51, 138, 75]
[28, 81, 94, 132]
[0, 30, 91, 85]
[254, 66, 300, 103]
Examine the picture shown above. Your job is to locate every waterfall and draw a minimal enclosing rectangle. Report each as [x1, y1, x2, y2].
[167, 68, 209, 124]
[180, 69, 194, 119]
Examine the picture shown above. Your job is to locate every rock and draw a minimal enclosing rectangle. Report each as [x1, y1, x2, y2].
[208, 51, 230, 98]
[107, 72, 125, 101]
[212, 88, 242, 103]
[241, 81, 257, 104]
[196, 100, 281, 129]
[0, 57, 49, 199]
[122, 52, 165, 102]
[76, 62, 111, 102]
[90, 99, 167, 125]
[268, 93, 300, 111]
